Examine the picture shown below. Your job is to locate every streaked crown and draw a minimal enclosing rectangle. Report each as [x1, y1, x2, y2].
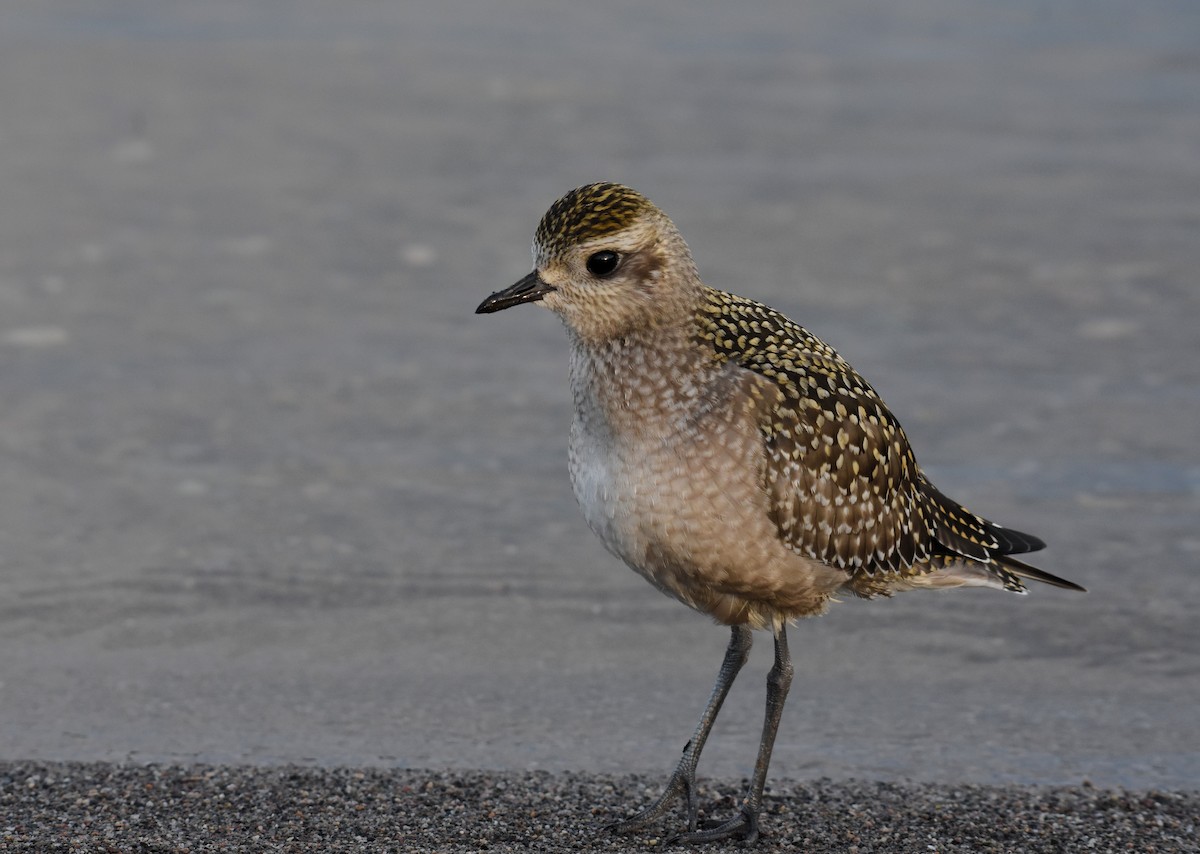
[534, 183, 656, 259]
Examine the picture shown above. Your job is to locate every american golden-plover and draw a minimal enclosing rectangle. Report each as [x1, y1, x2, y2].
[476, 182, 1084, 845]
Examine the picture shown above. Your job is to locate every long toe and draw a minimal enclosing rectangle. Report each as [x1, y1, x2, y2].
[604, 772, 694, 835]
[668, 807, 759, 846]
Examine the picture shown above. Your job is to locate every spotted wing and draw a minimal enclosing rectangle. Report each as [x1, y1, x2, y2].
[696, 289, 1060, 588]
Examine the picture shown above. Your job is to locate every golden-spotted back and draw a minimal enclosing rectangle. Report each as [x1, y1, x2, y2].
[695, 290, 929, 576]
[694, 288, 1080, 594]
[534, 183, 654, 259]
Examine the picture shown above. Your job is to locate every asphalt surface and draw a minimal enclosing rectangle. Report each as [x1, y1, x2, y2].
[0, 1, 1198, 851]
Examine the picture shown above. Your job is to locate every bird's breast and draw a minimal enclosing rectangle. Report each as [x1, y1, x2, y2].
[565, 367, 801, 606]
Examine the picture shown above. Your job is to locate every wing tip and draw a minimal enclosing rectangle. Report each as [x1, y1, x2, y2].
[991, 524, 1047, 555]
[1000, 555, 1087, 592]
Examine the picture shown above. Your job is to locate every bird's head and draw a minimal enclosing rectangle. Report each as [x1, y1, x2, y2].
[476, 183, 700, 342]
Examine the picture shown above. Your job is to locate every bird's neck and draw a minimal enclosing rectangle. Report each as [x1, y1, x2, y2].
[567, 317, 726, 437]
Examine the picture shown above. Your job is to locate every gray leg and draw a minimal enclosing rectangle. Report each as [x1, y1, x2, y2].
[606, 625, 753, 835]
[671, 624, 793, 845]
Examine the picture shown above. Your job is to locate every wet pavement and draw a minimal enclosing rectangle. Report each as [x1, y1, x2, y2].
[0, 0, 1197, 808]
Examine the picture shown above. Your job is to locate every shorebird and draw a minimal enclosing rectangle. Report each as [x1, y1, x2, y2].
[476, 182, 1084, 845]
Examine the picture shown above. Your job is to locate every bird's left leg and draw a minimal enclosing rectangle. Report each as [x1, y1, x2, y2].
[671, 624, 793, 845]
[606, 624, 753, 835]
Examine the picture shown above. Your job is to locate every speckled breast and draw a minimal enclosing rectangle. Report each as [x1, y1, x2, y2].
[566, 373, 811, 621]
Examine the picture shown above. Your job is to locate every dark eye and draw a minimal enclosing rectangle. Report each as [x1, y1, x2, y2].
[585, 250, 620, 277]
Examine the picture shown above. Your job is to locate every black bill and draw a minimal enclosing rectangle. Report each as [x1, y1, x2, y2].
[475, 270, 556, 314]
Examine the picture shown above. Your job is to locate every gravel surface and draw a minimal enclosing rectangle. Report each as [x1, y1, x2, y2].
[1, 762, 1194, 853]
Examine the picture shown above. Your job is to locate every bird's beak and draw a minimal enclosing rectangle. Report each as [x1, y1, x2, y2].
[475, 270, 556, 314]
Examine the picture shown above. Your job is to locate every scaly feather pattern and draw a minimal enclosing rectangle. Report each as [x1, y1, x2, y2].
[693, 287, 1077, 593]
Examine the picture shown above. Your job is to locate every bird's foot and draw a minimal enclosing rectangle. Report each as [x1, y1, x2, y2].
[604, 767, 698, 835]
[668, 805, 759, 846]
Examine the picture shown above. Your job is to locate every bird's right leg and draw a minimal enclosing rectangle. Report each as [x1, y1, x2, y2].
[606, 624, 753, 835]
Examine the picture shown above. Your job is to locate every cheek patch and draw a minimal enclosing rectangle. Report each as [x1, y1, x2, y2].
[621, 249, 664, 294]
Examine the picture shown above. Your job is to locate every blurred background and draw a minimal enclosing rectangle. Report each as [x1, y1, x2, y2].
[0, 1, 1197, 789]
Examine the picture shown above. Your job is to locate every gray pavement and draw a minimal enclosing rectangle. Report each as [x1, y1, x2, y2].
[0, 0, 1197, 816]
